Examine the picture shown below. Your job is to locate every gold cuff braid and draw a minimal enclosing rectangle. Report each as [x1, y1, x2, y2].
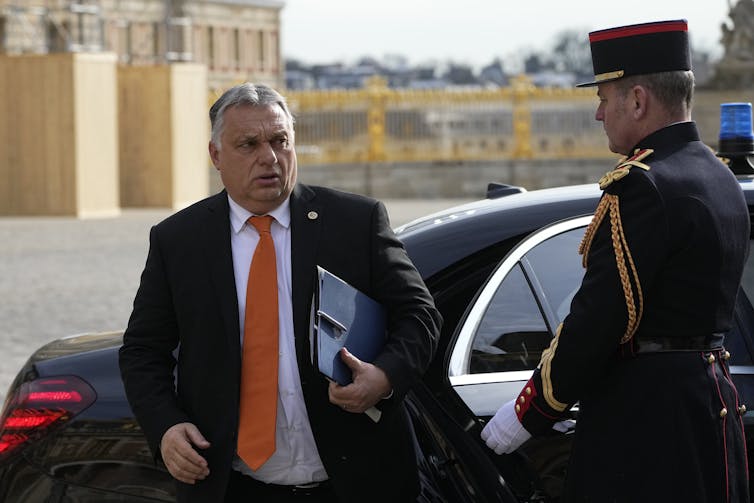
[539, 323, 570, 412]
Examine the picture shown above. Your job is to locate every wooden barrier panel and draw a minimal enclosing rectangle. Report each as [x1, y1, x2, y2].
[118, 63, 209, 209]
[0, 53, 119, 217]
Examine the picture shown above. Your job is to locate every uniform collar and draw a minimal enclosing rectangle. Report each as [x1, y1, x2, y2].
[632, 121, 700, 153]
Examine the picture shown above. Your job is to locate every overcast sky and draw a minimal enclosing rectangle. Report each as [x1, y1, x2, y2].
[281, 0, 733, 69]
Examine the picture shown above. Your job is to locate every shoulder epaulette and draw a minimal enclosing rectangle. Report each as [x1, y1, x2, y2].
[598, 148, 654, 189]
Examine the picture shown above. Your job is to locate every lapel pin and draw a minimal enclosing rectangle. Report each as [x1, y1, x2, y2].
[307, 211, 318, 220]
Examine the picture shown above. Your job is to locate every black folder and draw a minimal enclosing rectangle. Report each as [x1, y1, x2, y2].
[310, 266, 387, 386]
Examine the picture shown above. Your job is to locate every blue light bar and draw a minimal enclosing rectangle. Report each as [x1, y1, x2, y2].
[718, 102, 754, 157]
[720, 103, 754, 140]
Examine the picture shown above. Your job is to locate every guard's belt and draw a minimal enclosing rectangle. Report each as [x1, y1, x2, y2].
[634, 334, 724, 353]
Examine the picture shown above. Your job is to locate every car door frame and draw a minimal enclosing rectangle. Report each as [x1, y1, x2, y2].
[448, 215, 593, 416]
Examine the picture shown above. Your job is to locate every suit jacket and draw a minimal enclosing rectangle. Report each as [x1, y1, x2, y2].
[119, 184, 441, 502]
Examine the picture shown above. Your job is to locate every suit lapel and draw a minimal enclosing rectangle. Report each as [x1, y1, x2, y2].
[290, 184, 322, 365]
[201, 192, 241, 357]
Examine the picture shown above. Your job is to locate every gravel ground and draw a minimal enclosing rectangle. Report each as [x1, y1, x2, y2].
[0, 198, 473, 405]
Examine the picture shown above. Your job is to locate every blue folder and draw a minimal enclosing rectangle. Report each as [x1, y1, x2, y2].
[310, 266, 387, 386]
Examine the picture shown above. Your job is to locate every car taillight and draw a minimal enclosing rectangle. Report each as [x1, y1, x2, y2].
[0, 376, 96, 461]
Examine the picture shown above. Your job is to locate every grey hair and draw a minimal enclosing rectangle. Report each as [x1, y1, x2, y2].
[615, 70, 695, 117]
[209, 83, 295, 148]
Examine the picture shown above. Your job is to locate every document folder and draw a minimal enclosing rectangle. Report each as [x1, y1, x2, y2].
[310, 266, 387, 386]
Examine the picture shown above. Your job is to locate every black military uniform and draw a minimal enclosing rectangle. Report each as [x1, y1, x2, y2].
[514, 20, 751, 502]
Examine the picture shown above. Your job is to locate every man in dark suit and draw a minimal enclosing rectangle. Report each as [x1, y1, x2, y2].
[119, 83, 441, 502]
[481, 20, 750, 501]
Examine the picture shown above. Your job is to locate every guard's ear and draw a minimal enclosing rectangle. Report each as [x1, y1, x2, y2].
[630, 85, 649, 120]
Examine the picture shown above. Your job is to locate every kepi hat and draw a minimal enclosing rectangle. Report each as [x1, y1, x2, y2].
[577, 19, 691, 87]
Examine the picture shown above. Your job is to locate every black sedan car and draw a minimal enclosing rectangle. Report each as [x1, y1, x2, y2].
[2, 178, 754, 502]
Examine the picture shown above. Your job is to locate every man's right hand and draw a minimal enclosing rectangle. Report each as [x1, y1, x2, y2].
[480, 398, 532, 454]
[160, 422, 211, 484]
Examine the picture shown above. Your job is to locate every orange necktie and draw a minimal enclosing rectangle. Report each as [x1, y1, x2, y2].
[238, 215, 279, 470]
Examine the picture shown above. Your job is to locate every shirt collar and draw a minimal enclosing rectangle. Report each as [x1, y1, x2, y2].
[227, 194, 291, 234]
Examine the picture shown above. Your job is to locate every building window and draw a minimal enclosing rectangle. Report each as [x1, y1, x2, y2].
[0, 15, 7, 53]
[116, 20, 131, 64]
[270, 30, 278, 72]
[192, 25, 203, 63]
[233, 28, 240, 71]
[152, 22, 160, 61]
[207, 25, 214, 68]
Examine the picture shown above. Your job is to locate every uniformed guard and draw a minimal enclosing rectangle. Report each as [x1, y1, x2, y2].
[481, 19, 750, 502]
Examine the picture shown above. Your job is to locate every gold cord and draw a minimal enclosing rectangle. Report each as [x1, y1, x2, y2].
[579, 193, 643, 343]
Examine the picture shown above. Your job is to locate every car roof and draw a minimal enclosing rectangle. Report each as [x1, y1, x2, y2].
[399, 177, 754, 280]
[397, 184, 602, 279]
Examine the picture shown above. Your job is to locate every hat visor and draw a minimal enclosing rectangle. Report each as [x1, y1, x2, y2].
[576, 69, 625, 87]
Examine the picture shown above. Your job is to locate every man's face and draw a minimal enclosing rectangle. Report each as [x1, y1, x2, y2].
[209, 104, 297, 214]
[595, 81, 637, 156]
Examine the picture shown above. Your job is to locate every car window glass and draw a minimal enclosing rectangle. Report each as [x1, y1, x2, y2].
[741, 238, 754, 303]
[523, 227, 586, 324]
[727, 289, 754, 366]
[470, 264, 549, 373]
[728, 236, 754, 366]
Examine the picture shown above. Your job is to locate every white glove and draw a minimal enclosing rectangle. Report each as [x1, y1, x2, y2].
[480, 398, 532, 454]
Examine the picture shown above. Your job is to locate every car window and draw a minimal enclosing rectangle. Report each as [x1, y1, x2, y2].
[523, 227, 586, 325]
[468, 227, 587, 374]
[741, 239, 754, 306]
[470, 264, 549, 373]
[444, 224, 585, 380]
[728, 236, 754, 367]
[449, 216, 592, 417]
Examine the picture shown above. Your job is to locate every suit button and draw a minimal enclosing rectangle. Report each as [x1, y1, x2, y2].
[723, 350, 731, 360]
[519, 396, 525, 404]
[707, 354, 716, 364]
[515, 404, 521, 413]
[739, 405, 747, 415]
[720, 408, 728, 418]
[525, 387, 532, 395]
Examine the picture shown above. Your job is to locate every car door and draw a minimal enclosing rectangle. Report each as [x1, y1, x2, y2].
[447, 214, 754, 500]
[449, 216, 591, 416]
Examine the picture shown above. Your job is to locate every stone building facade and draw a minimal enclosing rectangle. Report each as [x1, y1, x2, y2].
[0, 0, 284, 89]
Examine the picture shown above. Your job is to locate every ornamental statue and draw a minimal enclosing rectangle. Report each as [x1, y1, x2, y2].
[721, 0, 754, 61]
[708, 0, 754, 89]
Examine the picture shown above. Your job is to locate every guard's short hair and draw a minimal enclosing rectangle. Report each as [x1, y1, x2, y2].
[615, 70, 695, 116]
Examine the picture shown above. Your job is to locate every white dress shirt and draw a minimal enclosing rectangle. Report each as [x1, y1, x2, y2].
[227, 195, 328, 485]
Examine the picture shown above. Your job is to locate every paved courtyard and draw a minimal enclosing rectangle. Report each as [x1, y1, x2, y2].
[0, 198, 472, 405]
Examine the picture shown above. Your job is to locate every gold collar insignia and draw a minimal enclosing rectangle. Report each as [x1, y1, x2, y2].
[598, 148, 654, 189]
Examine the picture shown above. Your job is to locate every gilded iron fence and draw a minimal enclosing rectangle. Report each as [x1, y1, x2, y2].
[210, 75, 610, 165]
[285, 75, 609, 165]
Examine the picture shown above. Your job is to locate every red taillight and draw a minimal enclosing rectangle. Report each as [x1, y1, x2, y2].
[0, 376, 96, 461]
[27, 391, 83, 402]
[4, 409, 66, 429]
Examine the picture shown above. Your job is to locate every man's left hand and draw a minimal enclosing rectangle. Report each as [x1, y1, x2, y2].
[328, 348, 392, 413]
